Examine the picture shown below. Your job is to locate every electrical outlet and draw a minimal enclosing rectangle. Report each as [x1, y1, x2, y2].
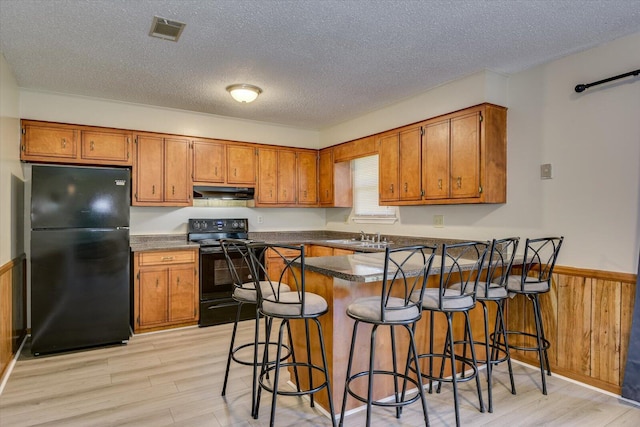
[433, 214, 444, 227]
[541, 163, 553, 179]
[257, 215, 264, 224]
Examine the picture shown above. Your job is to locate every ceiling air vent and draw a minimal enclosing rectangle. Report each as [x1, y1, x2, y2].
[149, 16, 186, 42]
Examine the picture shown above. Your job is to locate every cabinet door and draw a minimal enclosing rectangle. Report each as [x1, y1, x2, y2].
[278, 150, 296, 204]
[450, 112, 480, 199]
[308, 245, 334, 257]
[193, 139, 225, 184]
[398, 126, 422, 201]
[227, 144, 256, 185]
[257, 148, 278, 204]
[297, 150, 318, 205]
[169, 265, 197, 322]
[135, 135, 164, 203]
[378, 133, 399, 202]
[139, 268, 168, 327]
[164, 137, 191, 205]
[22, 122, 78, 160]
[81, 130, 132, 165]
[422, 119, 450, 200]
[318, 149, 333, 205]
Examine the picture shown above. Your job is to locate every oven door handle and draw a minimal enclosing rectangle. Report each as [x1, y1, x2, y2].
[208, 301, 240, 309]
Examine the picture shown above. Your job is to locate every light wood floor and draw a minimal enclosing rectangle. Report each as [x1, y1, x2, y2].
[1, 321, 639, 426]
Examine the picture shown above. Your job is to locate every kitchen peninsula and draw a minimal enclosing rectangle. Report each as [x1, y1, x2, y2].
[287, 249, 489, 414]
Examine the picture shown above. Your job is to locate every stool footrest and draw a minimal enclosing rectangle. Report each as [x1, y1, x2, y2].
[413, 353, 479, 384]
[504, 331, 550, 352]
[344, 370, 424, 408]
[260, 362, 329, 396]
[230, 341, 292, 366]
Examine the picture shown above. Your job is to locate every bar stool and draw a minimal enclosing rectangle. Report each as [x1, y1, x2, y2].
[219, 239, 291, 419]
[505, 236, 563, 395]
[248, 243, 336, 427]
[339, 245, 437, 427]
[411, 241, 489, 427]
[451, 237, 519, 413]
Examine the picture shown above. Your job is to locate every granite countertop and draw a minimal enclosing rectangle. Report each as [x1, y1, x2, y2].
[130, 234, 199, 252]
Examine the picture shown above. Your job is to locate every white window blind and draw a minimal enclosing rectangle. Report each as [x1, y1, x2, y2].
[352, 155, 397, 219]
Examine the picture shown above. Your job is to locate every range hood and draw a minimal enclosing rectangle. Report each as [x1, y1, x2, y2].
[193, 186, 255, 200]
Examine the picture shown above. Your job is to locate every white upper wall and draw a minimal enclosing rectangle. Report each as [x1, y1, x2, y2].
[320, 70, 508, 146]
[0, 53, 24, 265]
[19, 90, 321, 149]
[325, 31, 640, 274]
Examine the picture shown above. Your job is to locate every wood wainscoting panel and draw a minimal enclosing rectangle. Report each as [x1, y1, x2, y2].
[506, 265, 636, 395]
[0, 255, 27, 380]
[590, 279, 622, 386]
[556, 274, 591, 376]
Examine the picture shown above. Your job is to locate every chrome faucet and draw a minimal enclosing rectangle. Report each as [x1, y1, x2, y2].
[376, 232, 381, 243]
[360, 230, 366, 241]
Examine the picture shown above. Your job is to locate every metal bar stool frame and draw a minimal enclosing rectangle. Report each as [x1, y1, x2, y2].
[505, 236, 563, 395]
[219, 239, 293, 419]
[338, 245, 437, 427]
[410, 241, 489, 427]
[248, 243, 336, 427]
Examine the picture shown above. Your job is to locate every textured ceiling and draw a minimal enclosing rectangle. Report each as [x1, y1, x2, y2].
[1, 0, 639, 129]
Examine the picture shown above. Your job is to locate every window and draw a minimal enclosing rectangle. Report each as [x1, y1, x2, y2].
[350, 155, 398, 224]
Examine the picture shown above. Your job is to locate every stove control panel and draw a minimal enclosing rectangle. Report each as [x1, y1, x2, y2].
[188, 218, 248, 233]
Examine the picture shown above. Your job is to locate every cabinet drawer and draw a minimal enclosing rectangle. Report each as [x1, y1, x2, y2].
[138, 249, 197, 266]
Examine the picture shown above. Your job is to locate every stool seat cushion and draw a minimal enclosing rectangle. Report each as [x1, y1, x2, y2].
[234, 281, 291, 303]
[347, 296, 420, 323]
[506, 275, 549, 294]
[414, 288, 475, 311]
[449, 281, 508, 300]
[262, 291, 328, 317]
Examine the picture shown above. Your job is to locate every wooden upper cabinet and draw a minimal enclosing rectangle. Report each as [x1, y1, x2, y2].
[423, 119, 451, 200]
[192, 139, 226, 184]
[421, 103, 507, 205]
[164, 137, 191, 204]
[378, 132, 399, 202]
[256, 147, 278, 204]
[256, 147, 318, 207]
[278, 149, 297, 204]
[296, 150, 318, 205]
[134, 135, 164, 204]
[450, 111, 481, 199]
[133, 133, 191, 206]
[378, 125, 421, 203]
[21, 120, 133, 166]
[80, 129, 132, 164]
[333, 135, 376, 162]
[318, 148, 334, 205]
[227, 144, 256, 185]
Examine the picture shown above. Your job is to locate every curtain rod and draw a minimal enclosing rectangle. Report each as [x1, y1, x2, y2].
[575, 68, 640, 93]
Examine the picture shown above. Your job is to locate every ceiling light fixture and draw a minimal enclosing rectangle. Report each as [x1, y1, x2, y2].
[226, 84, 262, 103]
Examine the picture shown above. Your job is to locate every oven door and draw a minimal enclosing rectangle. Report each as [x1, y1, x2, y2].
[198, 249, 258, 327]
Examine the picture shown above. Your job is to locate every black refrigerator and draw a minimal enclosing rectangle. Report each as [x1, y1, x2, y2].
[30, 164, 131, 355]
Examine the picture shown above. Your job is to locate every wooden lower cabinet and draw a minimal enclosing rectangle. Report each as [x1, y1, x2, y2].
[133, 248, 199, 333]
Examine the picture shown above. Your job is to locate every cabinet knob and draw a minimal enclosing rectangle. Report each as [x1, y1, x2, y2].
[172, 185, 175, 195]
[90, 140, 95, 151]
[161, 256, 175, 261]
[438, 179, 442, 190]
[390, 184, 394, 193]
[404, 182, 408, 192]
[61, 138, 66, 148]
[457, 176, 462, 189]
[152, 185, 156, 195]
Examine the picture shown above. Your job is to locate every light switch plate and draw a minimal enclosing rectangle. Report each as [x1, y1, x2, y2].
[541, 163, 553, 179]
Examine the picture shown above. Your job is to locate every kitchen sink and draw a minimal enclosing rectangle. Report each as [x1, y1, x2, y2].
[323, 239, 391, 248]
